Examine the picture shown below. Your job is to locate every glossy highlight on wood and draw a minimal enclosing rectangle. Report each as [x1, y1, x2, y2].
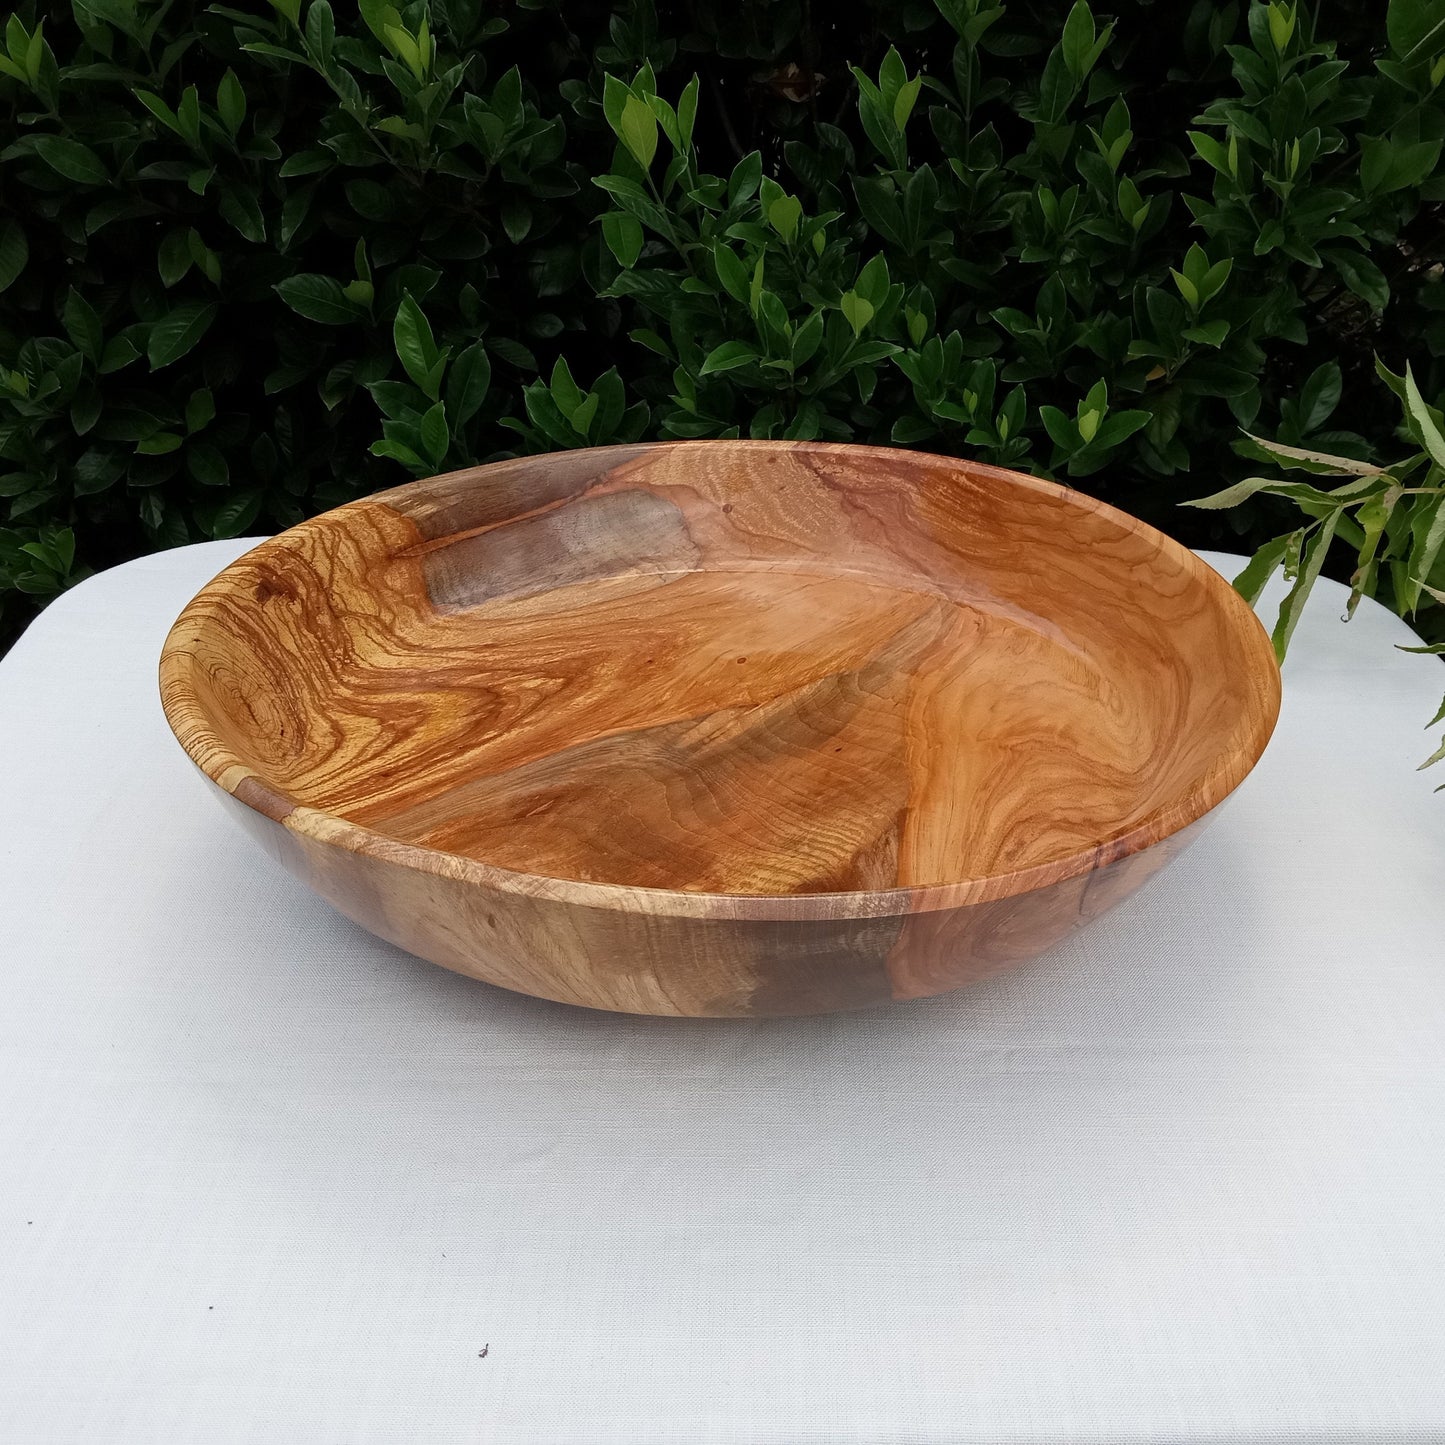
[159, 441, 1281, 1016]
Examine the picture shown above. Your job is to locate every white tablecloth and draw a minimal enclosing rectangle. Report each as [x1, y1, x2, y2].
[2, 540, 1444, 1444]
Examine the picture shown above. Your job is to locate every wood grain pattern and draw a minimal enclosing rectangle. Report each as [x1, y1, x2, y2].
[159, 441, 1280, 1016]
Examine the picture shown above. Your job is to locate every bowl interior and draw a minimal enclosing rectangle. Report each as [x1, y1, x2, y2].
[163, 442, 1279, 899]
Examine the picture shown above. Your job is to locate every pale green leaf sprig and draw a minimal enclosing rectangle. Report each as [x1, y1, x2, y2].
[1189, 356, 1445, 783]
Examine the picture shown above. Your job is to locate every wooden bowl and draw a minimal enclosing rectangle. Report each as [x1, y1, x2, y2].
[160, 442, 1280, 1017]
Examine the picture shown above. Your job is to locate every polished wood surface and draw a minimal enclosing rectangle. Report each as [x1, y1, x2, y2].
[159, 442, 1280, 1016]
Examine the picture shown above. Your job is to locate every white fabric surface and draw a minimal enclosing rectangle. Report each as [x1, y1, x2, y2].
[1, 539, 1443, 1444]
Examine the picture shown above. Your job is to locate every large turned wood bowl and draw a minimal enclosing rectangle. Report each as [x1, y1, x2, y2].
[160, 442, 1280, 1017]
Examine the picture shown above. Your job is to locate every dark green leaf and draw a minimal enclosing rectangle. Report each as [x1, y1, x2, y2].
[840, 292, 874, 336]
[1039, 405, 1077, 450]
[1182, 319, 1230, 347]
[1037, 48, 1081, 124]
[73, 0, 146, 44]
[70, 390, 102, 436]
[218, 183, 265, 243]
[394, 295, 445, 399]
[729, 152, 762, 205]
[1387, 0, 1445, 60]
[147, 303, 218, 370]
[274, 273, 357, 325]
[418, 401, 449, 466]
[188, 230, 221, 284]
[489, 336, 536, 370]
[217, 68, 246, 135]
[345, 178, 396, 222]
[1300, 363, 1342, 433]
[99, 335, 140, 374]
[369, 437, 424, 468]
[0, 221, 27, 293]
[72, 448, 121, 495]
[1060, 0, 1098, 76]
[158, 229, 193, 287]
[713, 245, 750, 304]
[602, 212, 643, 268]
[446, 341, 491, 428]
[34, 135, 109, 185]
[185, 388, 215, 434]
[137, 432, 183, 455]
[501, 198, 532, 245]
[1323, 249, 1389, 312]
[304, 0, 335, 64]
[199, 487, 264, 539]
[619, 93, 658, 170]
[279, 149, 332, 177]
[187, 444, 229, 488]
[700, 341, 758, 375]
[62, 289, 103, 364]
[1361, 135, 1442, 195]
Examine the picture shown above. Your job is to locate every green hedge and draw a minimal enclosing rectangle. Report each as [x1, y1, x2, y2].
[3, 0, 1445, 645]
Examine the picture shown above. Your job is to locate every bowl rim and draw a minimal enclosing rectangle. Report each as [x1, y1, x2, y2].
[159, 439, 1282, 922]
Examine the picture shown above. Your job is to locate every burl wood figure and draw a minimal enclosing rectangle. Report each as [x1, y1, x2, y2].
[160, 442, 1280, 1016]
